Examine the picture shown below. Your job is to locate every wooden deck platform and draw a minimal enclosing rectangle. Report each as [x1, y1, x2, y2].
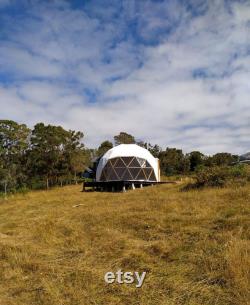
[82, 180, 175, 192]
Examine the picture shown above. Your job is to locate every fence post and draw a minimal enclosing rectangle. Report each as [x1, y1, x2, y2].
[4, 181, 7, 198]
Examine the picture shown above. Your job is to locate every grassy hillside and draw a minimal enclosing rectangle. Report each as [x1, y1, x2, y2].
[0, 182, 249, 305]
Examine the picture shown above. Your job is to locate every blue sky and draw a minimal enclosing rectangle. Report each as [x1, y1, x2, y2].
[0, 0, 249, 154]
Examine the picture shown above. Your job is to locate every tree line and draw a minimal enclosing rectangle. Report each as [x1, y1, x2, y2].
[96, 132, 239, 176]
[0, 121, 240, 194]
[0, 120, 91, 193]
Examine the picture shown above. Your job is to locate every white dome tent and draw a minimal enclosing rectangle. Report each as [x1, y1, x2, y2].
[82, 144, 165, 192]
[96, 144, 160, 182]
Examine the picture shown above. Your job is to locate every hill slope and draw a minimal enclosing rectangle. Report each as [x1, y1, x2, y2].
[240, 152, 250, 161]
[0, 183, 249, 305]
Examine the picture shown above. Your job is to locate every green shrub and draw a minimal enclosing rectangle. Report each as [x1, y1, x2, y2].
[184, 164, 250, 190]
[28, 177, 46, 190]
[17, 186, 29, 194]
[229, 164, 248, 178]
[196, 166, 229, 187]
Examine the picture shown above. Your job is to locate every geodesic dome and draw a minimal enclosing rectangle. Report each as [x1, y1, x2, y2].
[96, 144, 160, 182]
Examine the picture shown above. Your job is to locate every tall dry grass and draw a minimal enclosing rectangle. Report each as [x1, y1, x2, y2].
[0, 182, 249, 305]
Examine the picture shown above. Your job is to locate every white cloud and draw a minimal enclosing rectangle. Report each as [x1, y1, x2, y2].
[0, 0, 249, 154]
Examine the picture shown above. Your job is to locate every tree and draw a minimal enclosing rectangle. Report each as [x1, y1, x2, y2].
[97, 140, 113, 156]
[147, 143, 161, 158]
[69, 149, 89, 184]
[64, 129, 91, 183]
[114, 132, 135, 145]
[136, 141, 162, 158]
[188, 151, 204, 171]
[0, 120, 30, 192]
[159, 148, 190, 175]
[28, 123, 88, 188]
[63, 130, 89, 185]
[210, 153, 238, 166]
[28, 123, 68, 188]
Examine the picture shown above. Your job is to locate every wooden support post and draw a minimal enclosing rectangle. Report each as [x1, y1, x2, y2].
[132, 183, 135, 190]
[122, 185, 126, 192]
[140, 183, 143, 189]
[82, 182, 85, 192]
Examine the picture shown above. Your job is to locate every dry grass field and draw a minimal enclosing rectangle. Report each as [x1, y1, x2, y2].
[0, 182, 249, 305]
